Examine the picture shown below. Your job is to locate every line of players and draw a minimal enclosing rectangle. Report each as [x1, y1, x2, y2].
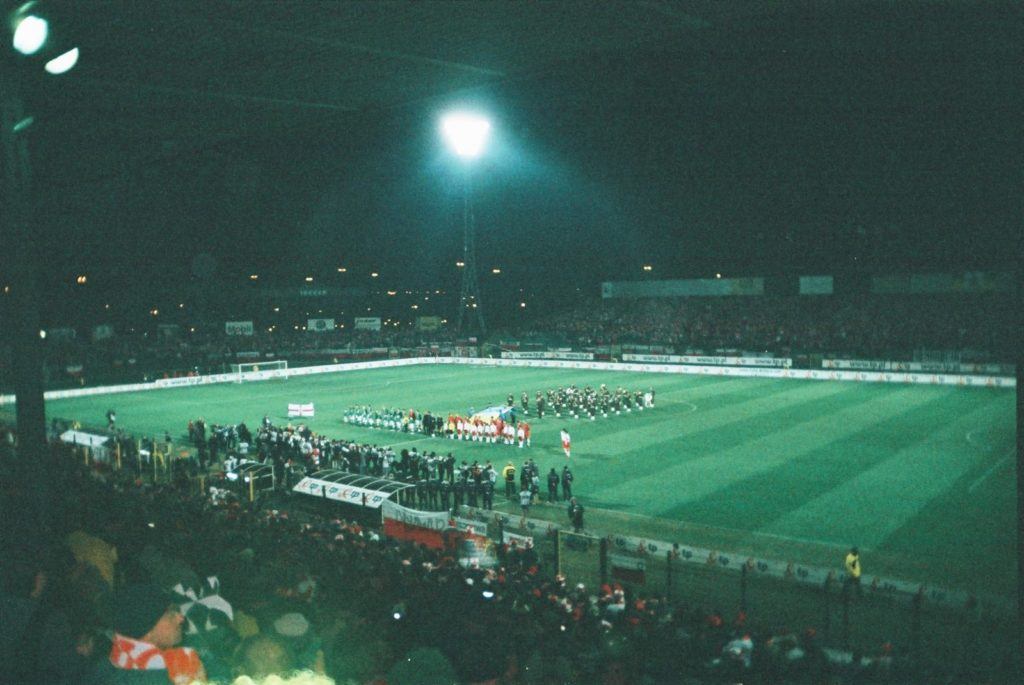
[512, 384, 655, 420]
[344, 405, 533, 447]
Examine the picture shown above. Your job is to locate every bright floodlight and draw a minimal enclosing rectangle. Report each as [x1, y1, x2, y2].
[44, 47, 79, 75]
[12, 14, 48, 55]
[441, 112, 491, 159]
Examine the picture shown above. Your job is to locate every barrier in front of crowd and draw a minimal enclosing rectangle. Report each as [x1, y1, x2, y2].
[0, 353, 1013, 407]
[440, 356, 1016, 388]
[453, 505, 1012, 619]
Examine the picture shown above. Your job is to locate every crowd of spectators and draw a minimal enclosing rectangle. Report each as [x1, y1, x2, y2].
[511, 294, 1013, 361]
[5, 427, 984, 685]
[1, 292, 1011, 394]
[0, 327, 457, 392]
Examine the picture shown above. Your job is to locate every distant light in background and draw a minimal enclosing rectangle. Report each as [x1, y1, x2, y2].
[440, 111, 491, 159]
[491, 268, 501, 274]
[75, 275, 86, 284]
[43, 46, 78, 74]
[178, 303, 184, 308]
[337, 267, 347, 273]
[642, 265, 653, 272]
[411, 304, 418, 310]
[520, 302, 526, 308]
[370, 272, 379, 278]
[38, 329, 46, 339]
[12, 13, 48, 55]
[150, 309, 158, 316]
[304, 276, 313, 282]
[249, 274, 258, 280]
[715, 273, 722, 279]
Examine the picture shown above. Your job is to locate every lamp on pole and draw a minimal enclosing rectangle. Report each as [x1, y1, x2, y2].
[440, 111, 490, 336]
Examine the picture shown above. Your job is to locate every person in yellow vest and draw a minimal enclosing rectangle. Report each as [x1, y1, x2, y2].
[501, 462, 516, 499]
[844, 547, 862, 596]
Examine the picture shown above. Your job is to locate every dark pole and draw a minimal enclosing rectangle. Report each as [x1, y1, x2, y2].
[740, 562, 748, 613]
[823, 575, 832, 642]
[455, 174, 485, 336]
[1, 68, 49, 500]
[1016, 238, 1023, 675]
[841, 581, 851, 649]
[666, 549, 673, 602]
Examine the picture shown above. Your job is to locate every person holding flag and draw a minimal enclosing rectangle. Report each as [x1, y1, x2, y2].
[560, 428, 572, 458]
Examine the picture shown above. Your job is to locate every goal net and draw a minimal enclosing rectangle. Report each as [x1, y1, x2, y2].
[229, 360, 289, 383]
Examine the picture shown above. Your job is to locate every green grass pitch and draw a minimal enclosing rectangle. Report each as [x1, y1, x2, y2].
[41, 364, 1016, 598]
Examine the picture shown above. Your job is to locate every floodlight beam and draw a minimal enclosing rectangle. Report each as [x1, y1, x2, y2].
[440, 112, 491, 159]
[12, 14, 48, 55]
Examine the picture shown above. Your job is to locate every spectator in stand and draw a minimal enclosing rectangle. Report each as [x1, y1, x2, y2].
[1, 543, 93, 685]
[97, 584, 206, 685]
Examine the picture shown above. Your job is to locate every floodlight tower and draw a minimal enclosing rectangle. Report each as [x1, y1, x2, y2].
[441, 112, 490, 336]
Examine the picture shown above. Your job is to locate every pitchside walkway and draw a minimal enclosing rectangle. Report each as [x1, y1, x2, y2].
[473, 498, 1015, 671]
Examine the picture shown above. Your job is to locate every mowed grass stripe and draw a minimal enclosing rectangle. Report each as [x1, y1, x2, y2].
[543, 376, 805, 446]
[761, 392, 1009, 548]
[581, 381, 865, 489]
[658, 388, 964, 531]
[591, 385, 943, 513]
[876, 402, 1016, 595]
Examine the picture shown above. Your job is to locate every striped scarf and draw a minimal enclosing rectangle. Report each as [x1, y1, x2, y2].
[109, 634, 203, 684]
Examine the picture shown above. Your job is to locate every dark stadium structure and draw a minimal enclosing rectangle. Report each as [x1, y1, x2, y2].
[1, 2, 1021, 683]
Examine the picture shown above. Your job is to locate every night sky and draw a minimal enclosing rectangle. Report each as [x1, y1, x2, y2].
[7, 2, 1021, 325]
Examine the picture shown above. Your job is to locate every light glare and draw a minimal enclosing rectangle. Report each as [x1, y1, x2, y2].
[441, 112, 491, 159]
[13, 15, 48, 55]
[44, 47, 79, 75]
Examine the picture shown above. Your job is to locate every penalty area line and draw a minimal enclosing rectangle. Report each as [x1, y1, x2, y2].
[968, 453, 1013, 493]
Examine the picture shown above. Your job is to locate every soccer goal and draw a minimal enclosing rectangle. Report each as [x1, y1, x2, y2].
[229, 360, 289, 383]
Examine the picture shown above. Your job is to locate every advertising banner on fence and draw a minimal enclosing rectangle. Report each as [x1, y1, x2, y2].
[608, 553, 646, 585]
[354, 317, 382, 331]
[823, 359, 1013, 375]
[799, 275, 834, 295]
[501, 351, 595, 361]
[416, 316, 443, 331]
[92, 324, 115, 341]
[225, 321, 254, 336]
[622, 354, 791, 368]
[382, 500, 451, 549]
[307, 318, 335, 332]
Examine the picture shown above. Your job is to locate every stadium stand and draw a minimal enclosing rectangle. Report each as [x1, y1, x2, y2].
[3, 293, 1010, 393]
[1, 427, 1007, 684]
